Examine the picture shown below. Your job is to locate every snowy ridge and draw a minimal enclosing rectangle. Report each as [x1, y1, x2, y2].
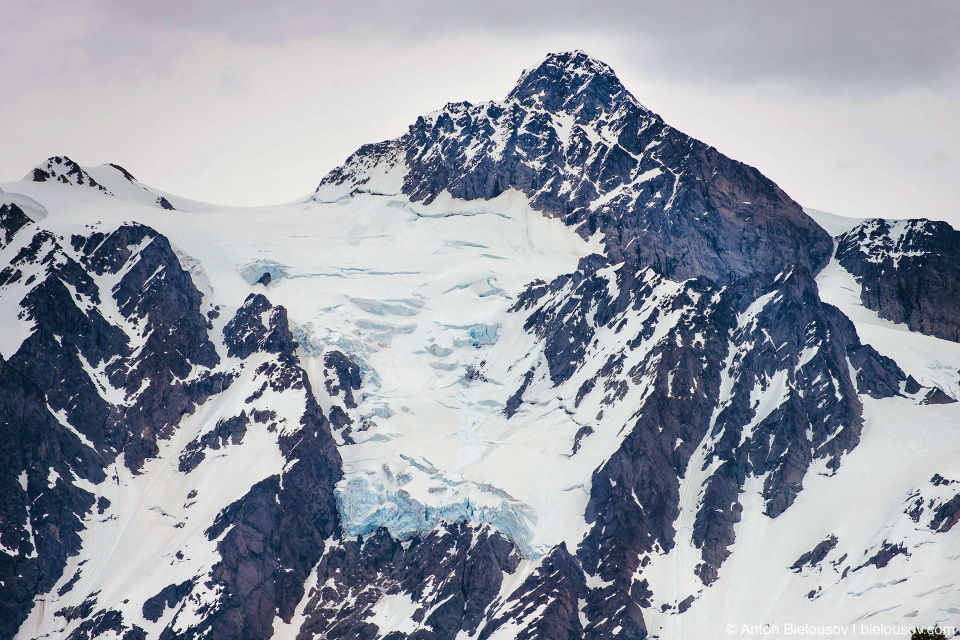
[27, 155, 230, 213]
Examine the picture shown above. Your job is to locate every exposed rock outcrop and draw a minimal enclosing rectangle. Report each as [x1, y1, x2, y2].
[837, 218, 960, 343]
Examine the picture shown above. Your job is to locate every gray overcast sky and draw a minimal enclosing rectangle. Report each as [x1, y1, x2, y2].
[3, 0, 958, 224]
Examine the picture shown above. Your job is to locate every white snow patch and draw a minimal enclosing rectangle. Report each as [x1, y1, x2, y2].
[367, 592, 422, 635]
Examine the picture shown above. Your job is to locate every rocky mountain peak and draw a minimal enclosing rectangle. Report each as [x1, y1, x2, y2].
[28, 156, 112, 194]
[317, 51, 831, 285]
[506, 50, 648, 123]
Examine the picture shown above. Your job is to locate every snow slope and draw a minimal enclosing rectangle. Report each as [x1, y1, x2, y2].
[1, 175, 606, 564]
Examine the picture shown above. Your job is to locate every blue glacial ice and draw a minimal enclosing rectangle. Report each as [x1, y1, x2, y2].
[336, 461, 545, 558]
[240, 259, 289, 285]
[443, 323, 500, 348]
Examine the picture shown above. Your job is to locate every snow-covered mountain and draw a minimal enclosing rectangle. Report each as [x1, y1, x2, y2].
[2, 51, 960, 640]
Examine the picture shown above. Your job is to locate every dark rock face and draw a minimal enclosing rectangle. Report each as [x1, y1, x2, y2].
[65, 609, 132, 640]
[930, 494, 960, 533]
[689, 265, 901, 585]
[224, 293, 298, 362]
[477, 544, 588, 640]
[711, 267, 902, 503]
[0, 203, 32, 248]
[178, 414, 249, 473]
[323, 350, 363, 409]
[2, 286, 353, 640]
[921, 388, 957, 404]
[143, 581, 194, 623]
[504, 368, 535, 418]
[166, 294, 344, 640]
[837, 218, 960, 343]
[318, 51, 832, 285]
[510, 252, 903, 632]
[563, 271, 728, 639]
[909, 474, 960, 534]
[511, 262, 713, 637]
[70, 224, 223, 470]
[0, 354, 104, 640]
[792, 535, 839, 572]
[723, 269, 898, 577]
[296, 524, 521, 640]
[0, 221, 224, 639]
[857, 540, 908, 570]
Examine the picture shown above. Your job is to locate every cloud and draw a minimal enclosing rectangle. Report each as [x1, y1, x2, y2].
[25, 0, 944, 92]
[930, 149, 957, 165]
[4, 0, 958, 94]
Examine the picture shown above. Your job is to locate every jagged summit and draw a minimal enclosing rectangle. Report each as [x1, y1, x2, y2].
[29, 156, 112, 194]
[316, 51, 832, 285]
[510, 50, 621, 95]
[507, 50, 649, 122]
